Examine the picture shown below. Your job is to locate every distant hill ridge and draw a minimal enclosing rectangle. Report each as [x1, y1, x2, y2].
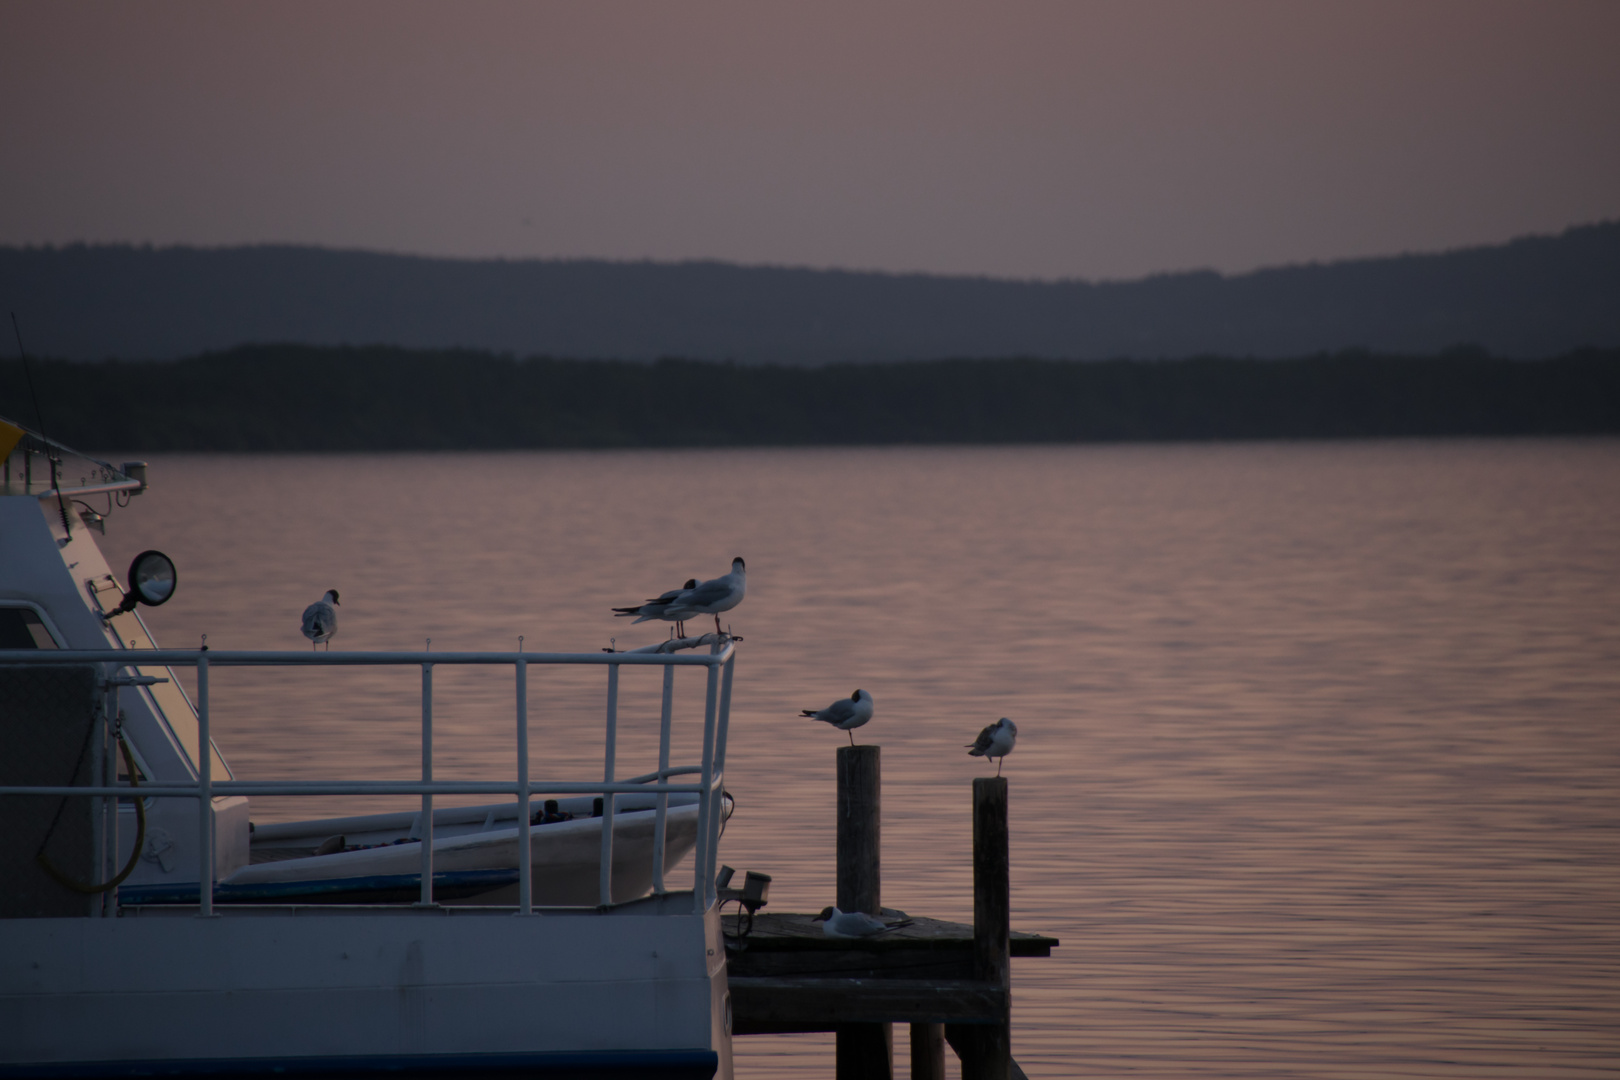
[2, 222, 1617, 363]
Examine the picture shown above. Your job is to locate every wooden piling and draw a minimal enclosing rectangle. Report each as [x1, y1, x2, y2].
[836, 1022, 893, 1080]
[910, 1022, 946, 1080]
[836, 745, 881, 915]
[972, 777, 1010, 990]
[947, 776, 1011, 1080]
[836, 745, 890, 1079]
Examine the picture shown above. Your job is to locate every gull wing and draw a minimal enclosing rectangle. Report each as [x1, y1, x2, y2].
[302, 601, 334, 639]
[670, 576, 731, 609]
[819, 698, 857, 725]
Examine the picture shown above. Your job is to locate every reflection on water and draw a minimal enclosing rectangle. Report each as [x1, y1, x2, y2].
[104, 440, 1620, 1078]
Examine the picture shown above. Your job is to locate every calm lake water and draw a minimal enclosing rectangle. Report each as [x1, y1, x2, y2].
[101, 440, 1620, 1079]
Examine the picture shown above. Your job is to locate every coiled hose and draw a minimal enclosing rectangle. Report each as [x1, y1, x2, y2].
[36, 732, 147, 894]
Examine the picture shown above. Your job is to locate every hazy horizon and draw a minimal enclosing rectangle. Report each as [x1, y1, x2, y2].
[3, 1, 1617, 281]
[6, 216, 1616, 287]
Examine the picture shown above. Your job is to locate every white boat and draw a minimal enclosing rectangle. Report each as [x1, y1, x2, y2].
[0, 417, 738, 1077]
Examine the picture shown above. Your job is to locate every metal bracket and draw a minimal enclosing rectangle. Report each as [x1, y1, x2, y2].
[103, 675, 169, 688]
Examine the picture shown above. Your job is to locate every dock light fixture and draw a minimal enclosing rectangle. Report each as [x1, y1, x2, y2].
[718, 867, 773, 943]
[113, 550, 177, 615]
[741, 870, 772, 915]
[120, 461, 148, 495]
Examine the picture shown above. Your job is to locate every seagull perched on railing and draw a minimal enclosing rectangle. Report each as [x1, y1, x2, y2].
[664, 557, 746, 635]
[967, 717, 1017, 775]
[612, 578, 698, 636]
[812, 906, 911, 938]
[802, 689, 874, 745]
[301, 590, 339, 651]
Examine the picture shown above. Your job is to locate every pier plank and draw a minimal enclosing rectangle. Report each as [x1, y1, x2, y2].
[729, 976, 1008, 1029]
[724, 912, 1055, 960]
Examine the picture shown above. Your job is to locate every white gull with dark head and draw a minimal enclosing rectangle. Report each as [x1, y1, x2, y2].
[663, 557, 746, 635]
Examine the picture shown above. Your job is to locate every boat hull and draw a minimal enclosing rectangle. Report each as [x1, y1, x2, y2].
[0, 898, 732, 1079]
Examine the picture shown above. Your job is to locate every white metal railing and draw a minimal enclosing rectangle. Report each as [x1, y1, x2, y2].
[1, 430, 143, 499]
[0, 642, 736, 918]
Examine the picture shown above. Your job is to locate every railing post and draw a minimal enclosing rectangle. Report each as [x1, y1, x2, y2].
[105, 673, 121, 917]
[96, 666, 116, 918]
[704, 653, 735, 894]
[516, 658, 531, 915]
[598, 663, 620, 906]
[651, 663, 675, 894]
[692, 660, 721, 914]
[419, 661, 434, 906]
[196, 653, 213, 917]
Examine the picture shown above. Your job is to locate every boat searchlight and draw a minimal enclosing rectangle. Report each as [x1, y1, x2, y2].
[113, 550, 178, 615]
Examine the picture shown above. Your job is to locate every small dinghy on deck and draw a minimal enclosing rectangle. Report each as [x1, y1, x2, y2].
[122, 790, 725, 905]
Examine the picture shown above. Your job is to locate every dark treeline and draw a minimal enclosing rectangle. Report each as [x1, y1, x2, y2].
[4, 223, 1619, 363]
[4, 345, 1619, 452]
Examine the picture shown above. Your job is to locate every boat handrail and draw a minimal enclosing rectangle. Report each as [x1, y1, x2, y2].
[0, 643, 736, 917]
[0, 647, 728, 666]
[0, 422, 143, 499]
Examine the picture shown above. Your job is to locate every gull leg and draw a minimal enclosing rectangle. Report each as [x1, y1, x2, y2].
[847, 730, 854, 746]
[713, 614, 723, 635]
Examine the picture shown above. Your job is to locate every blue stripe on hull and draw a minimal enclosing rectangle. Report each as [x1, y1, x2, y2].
[119, 868, 520, 905]
[0, 1049, 718, 1079]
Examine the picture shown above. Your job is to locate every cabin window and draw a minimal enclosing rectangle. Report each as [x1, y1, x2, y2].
[0, 606, 59, 649]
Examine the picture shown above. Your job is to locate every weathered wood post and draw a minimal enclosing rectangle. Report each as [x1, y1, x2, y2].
[836, 745, 891, 1080]
[947, 776, 1011, 1080]
[909, 1020, 946, 1080]
[836, 744, 881, 913]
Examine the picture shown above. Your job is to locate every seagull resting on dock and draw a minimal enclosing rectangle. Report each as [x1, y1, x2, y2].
[801, 689, 874, 745]
[967, 717, 1017, 776]
[663, 557, 746, 635]
[301, 590, 339, 651]
[812, 906, 910, 938]
[612, 578, 698, 636]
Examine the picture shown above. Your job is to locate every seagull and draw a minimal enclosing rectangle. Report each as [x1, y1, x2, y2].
[612, 578, 698, 636]
[812, 906, 909, 939]
[663, 557, 746, 635]
[802, 689, 874, 745]
[301, 590, 339, 651]
[967, 717, 1017, 776]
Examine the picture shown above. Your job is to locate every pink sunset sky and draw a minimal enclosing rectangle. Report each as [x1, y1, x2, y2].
[2, 0, 1617, 280]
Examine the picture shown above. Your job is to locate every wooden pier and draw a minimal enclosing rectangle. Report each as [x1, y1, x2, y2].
[724, 746, 1057, 1080]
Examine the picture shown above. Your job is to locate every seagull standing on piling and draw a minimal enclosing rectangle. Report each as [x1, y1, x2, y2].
[612, 578, 698, 636]
[664, 557, 746, 635]
[801, 689, 874, 745]
[301, 590, 339, 651]
[967, 717, 1017, 776]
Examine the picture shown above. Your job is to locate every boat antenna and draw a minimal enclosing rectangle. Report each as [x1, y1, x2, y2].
[9, 312, 74, 540]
